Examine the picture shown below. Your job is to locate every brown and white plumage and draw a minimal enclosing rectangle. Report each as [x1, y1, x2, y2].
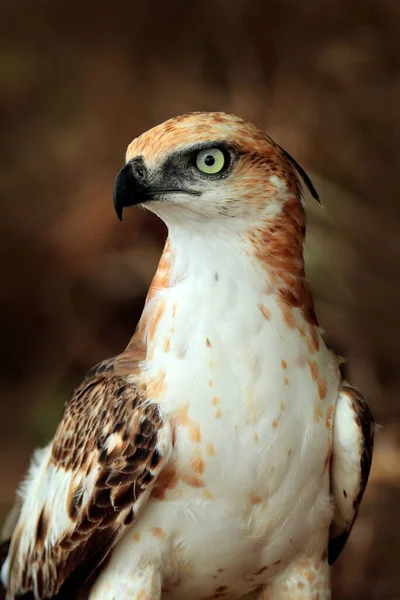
[329, 382, 375, 565]
[1, 112, 374, 600]
[4, 352, 172, 599]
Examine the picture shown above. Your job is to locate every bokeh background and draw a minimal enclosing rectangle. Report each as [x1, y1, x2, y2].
[1, 0, 399, 597]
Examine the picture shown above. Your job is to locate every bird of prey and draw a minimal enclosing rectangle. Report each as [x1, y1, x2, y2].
[1, 112, 374, 600]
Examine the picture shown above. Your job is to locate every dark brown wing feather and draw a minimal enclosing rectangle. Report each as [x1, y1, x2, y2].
[329, 382, 374, 564]
[6, 351, 171, 599]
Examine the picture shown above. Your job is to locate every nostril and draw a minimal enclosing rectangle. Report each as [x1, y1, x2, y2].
[129, 158, 147, 181]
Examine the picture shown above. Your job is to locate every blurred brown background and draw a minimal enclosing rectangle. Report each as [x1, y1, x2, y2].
[0, 0, 399, 597]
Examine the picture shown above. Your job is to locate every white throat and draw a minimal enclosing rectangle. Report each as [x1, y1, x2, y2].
[166, 222, 268, 292]
[139, 222, 307, 418]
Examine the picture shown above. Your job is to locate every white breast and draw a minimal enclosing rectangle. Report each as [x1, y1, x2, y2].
[145, 238, 332, 541]
[113, 230, 340, 598]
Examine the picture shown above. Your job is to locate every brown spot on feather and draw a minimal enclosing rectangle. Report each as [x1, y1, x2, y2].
[151, 527, 165, 540]
[189, 423, 201, 442]
[318, 377, 328, 400]
[174, 403, 202, 443]
[146, 368, 167, 399]
[297, 324, 306, 337]
[259, 305, 271, 320]
[279, 301, 296, 328]
[251, 492, 262, 504]
[206, 443, 215, 456]
[310, 326, 320, 351]
[309, 360, 319, 381]
[147, 299, 166, 343]
[313, 401, 323, 423]
[189, 448, 205, 474]
[326, 405, 335, 429]
[151, 465, 179, 500]
[306, 571, 316, 583]
[145, 240, 172, 304]
[182, 472, 205, 488]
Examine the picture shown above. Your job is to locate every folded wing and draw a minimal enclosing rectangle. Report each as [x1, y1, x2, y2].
[329, 381, 374, 564]
[4, 356, 172, 599]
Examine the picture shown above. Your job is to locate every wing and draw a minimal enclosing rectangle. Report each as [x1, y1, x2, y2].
[328, 381, 374, 564]
[4, 353, 172, 600]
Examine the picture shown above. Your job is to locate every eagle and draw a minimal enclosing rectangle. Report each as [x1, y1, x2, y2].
[1, 112, 374, 600]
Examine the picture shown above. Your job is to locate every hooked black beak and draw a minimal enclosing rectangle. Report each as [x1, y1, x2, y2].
[113, 158, 149, 221]
[113, 157, 201, 221]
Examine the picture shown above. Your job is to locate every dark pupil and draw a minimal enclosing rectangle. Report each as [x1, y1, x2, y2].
[204, 154, 215, 166]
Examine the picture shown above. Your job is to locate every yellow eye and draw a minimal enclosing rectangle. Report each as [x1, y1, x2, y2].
[195, 148, 225, 174]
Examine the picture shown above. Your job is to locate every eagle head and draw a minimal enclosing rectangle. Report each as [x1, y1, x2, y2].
[113, 112, 319, 229]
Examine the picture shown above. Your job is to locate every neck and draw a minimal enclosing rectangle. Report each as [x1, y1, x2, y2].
[248, 196, 317, 327]
[128, 196, 317, 350]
